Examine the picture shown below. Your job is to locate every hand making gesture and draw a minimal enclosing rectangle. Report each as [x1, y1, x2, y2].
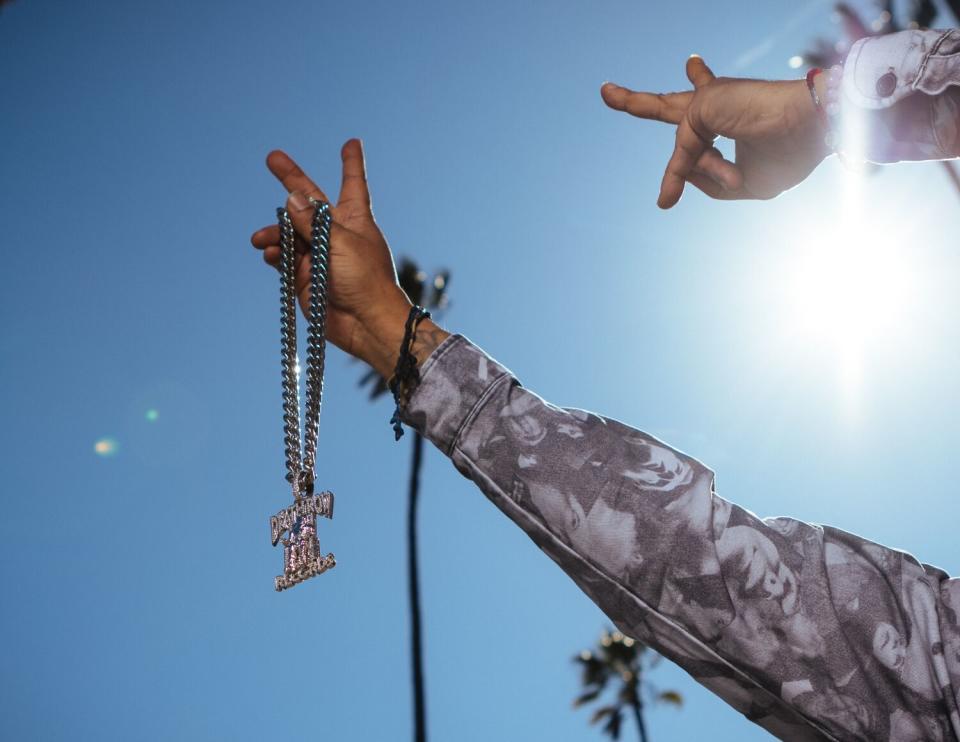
[601, 56, 830, 207]
[249, 140, 444, 380]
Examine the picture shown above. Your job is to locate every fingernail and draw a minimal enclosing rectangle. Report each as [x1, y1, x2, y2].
[689, 53, 701, 59]
[289, 190, 310, 212]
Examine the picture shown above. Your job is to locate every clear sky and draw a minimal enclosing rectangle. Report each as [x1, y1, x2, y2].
[3, 1, 960, 740]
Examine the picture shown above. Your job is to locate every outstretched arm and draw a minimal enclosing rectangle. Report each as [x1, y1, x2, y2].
[251, 146, 960, 741]
[401, 334, 960, 741]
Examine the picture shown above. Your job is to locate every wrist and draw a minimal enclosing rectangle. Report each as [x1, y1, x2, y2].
[812, 70, 829, 114]
[787, 76, 832, 164]
[357, 296, 411, 379]
[356, 296, 450, 380]
[805, 70, 836, 161]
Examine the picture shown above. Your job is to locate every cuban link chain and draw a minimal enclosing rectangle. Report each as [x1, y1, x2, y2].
[270, 199, 336, 591]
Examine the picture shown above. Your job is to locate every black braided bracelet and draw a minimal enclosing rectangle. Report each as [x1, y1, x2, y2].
[389, 305, 432, 440]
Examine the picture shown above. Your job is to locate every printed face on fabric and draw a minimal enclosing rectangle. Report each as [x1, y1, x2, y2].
[717, 525, 800, 618]
[872, 620, 907, 672]
[941, 585, 960, 683]
[488, 393, 648, 580]
[526, 480, 641, 580]
[407, 339, 960, 741]
[621, 435, 695, 492]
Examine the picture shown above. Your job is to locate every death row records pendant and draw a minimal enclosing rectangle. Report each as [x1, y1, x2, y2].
[271, 491, 336, 591]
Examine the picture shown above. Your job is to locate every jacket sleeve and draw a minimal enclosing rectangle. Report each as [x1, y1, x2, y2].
[840, 28, 960, 162]
[402, 334, 960, 741]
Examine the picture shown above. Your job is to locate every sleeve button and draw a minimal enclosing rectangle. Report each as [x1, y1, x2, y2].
[876, 71, 897, 98]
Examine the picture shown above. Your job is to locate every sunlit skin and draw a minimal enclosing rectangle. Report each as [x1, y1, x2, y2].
[250, 141, 450, 381]
[600, 56, 831, 207]
[252, 64, 833, 367]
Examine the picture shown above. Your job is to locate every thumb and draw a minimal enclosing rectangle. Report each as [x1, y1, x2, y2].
[686, 55, 716, 89]
[337, 138, 372, 219]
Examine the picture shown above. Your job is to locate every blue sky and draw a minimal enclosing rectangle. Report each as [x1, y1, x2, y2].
[3, 1, 960, 740]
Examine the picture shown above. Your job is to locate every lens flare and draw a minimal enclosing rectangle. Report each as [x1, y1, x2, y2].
[94, 437, 118, 457]
[145, 409, 159, 422]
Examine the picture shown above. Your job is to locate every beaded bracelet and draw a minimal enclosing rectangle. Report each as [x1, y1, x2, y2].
[823, 64, 843, 151]
[806, 67, 827, 125]
[806, 65, 844, 152]
[389, 305, 432, 440]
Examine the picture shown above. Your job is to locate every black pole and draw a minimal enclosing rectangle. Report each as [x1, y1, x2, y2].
[408, 431, 427, 742]
[632, 700, 649, 742]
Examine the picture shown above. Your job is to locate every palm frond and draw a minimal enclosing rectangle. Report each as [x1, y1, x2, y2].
[573, 629, 682, 740]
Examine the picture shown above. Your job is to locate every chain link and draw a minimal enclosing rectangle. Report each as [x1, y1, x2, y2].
[277, 201, 331, 499]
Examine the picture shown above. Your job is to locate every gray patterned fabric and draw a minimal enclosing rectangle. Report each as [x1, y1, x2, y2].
[402, 335, 960, 741]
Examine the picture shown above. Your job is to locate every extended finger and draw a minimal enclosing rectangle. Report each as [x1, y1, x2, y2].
[266, 150, 331, 206]
[251, 224, 279, 249]
[686, 55, 716, 89]
[337, 138, 372, 218]
[600, 82, 692, 124]
[252, 223, 308, 261]
[658, 116, 711, 208]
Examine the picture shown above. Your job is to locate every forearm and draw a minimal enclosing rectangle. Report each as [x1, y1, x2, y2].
[401, 334, 960, 741]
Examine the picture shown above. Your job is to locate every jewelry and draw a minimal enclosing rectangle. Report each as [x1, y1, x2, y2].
[388, 305, 431, 440]
[270, 198, 336, 591]
[822, 64, 843, 152]
[805, 67, 826, 124]
[807, 65, 844, 152]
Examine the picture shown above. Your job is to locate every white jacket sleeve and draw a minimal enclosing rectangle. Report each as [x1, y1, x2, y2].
[840, 29, 960, 162]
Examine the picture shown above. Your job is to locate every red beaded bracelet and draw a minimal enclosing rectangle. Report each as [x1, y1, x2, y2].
[805, 67, 828, 127]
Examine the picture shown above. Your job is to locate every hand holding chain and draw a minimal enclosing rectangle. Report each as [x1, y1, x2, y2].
[270, 198, 336, 591]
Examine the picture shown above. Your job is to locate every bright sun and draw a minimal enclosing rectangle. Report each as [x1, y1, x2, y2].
[781, 188, 921, 408]
[787, 237, 916, 347]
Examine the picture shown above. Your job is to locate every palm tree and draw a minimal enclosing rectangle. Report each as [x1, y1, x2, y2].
[358, 258, 450, 742]
[797, 0, 960, 195]
[573, 629, 683, 742]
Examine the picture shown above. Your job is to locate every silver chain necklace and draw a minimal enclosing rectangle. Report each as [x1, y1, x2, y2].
[269, 198, 336, 591]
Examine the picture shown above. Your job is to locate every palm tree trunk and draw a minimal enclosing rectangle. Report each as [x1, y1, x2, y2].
[632, 699, 649, 742]
[408, 431, 427, 742]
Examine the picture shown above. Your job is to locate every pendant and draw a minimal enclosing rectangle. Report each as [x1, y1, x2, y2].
[271, 491, 336, 591]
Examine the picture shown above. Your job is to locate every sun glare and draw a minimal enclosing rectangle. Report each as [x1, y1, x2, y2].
[786, 99, 918, 361]
[782, 124, 921, 413]
[787, 236, 914, 346]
